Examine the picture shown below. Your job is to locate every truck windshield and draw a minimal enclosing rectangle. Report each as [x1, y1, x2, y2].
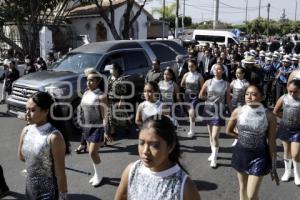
[52, 53, 102, 73]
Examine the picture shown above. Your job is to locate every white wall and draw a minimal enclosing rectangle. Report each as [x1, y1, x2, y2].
[69, 3, 149, 45]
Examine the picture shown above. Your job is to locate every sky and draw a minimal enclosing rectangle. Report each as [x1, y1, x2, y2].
[144, 0, 299, 24]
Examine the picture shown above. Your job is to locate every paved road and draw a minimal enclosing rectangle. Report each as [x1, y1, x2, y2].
[0, 89, 299, 199]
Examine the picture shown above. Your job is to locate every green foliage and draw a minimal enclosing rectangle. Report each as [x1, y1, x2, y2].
[231, 18, 300, 36]
[152, 2, 176, 18]
[159, 15, 192, 28]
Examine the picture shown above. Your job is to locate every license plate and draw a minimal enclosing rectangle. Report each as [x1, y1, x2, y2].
[17, 112, 25, 120]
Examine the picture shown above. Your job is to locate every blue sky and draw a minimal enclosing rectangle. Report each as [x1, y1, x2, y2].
[144, 0, 299, 24]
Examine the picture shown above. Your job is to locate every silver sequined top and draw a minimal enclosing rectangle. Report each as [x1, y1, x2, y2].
[128, 160, 187, 200]
[22, 123, 61, 199]
[80, 88, 103, 127]
[206, 78, 227, 104]
[237, 105, 269, 148]
[184, 72, 202, 95]
[230, 79, 249, 108]
[159, 80, 175, 103]
[281, 94, 300, 129]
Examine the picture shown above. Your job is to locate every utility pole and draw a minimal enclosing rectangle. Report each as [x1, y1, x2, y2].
[213, 0, 219, 29]
[245, 0, 248, 23]
[258, 0, 261, 18]
[267, 3, 270, 37]
[175, 0, 179, 38]
[182, 0, 185, 34]
[162, 0, 165, 39]
[295, 1, 298, 21]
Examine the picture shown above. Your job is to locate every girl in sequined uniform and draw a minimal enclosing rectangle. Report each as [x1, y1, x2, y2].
[135, 82, 163, 128]
[230, 67, 249, 110]
[273, 79, 300, 185]
[115, 115, 201, 200]
[18, 92, 69, 200]
[227, 85, 279, 200]
[199, 64, 232, 168]
[79, 68, 111, 187]
[181, 59, 204, 138]
[230, 67, 249, 147]
[158, 68, 181, 118]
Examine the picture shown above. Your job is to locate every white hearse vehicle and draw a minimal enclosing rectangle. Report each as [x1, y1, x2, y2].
[192, 29, 239, 46]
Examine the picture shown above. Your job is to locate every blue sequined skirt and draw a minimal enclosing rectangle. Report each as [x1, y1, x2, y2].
[231, 143, 271, 176]
[277, 125, 300, 142]
[202, 103, 225, 126]
[83, 127, 104, 143]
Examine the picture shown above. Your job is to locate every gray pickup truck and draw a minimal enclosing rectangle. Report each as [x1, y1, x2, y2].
[7, 39, 187, 133]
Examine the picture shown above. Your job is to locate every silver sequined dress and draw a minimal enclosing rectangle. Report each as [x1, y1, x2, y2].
[128, 160, 188, 200]
[22, 123, 61, 200]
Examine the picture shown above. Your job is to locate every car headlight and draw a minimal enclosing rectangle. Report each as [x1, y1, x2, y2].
[45, 84, 72, 99]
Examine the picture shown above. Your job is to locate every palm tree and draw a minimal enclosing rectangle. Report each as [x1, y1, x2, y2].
[152, 2, 176, 18]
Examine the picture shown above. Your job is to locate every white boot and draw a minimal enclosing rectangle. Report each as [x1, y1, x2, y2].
[293, 160, 300, 186]
[210, 146, 219, 168]
[281, 159, 292, 182]
[208, 145, 213, 161]
[187, 119, 195, 138]
[91, 163, 103, 187]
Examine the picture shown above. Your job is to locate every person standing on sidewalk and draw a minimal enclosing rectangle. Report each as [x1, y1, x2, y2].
[273, 79, 300, 185]
[0, 59, 9, 103]
[0, 60, 19, 102]
[17, 92, 69, 200]
[0, 165, 9, 198]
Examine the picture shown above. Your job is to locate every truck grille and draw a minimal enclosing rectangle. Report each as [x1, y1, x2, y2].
[11, 85, 39, 102]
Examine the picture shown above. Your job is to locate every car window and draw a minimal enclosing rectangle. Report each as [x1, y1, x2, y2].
[53, 53, 102, 73]
[195, 35, 225, 43]
[228, 38, 235, 44]
[123, 51, 149, 71]
[102, 53, 125, 71]
[149, 43, 177, 62]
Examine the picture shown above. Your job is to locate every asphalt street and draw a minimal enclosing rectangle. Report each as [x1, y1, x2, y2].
[0, 84, 299, 200]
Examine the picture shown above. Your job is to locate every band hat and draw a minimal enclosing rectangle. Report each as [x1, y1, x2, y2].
[282, 57, 291, 63]
[265, 57, 272, 61]
[3, 59, 10, 66]
[242, 56, 256, 64]
[292, 57, 299, 61]
[244, 51, 250, 56]
[283, 55, 291, 60]
[250, 49, 257, 55]
[259, 52, 266, 57]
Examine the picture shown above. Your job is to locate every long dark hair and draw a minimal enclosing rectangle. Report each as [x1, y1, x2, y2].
[141, 115, 187, 173]
[30, 92, 70, 154]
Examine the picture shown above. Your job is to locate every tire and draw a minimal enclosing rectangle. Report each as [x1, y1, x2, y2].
[65, 98, 82, 136]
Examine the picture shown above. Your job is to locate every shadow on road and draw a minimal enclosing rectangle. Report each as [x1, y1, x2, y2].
[68, 194, 102, 199]
[4, 191, 26, 199]
[100, 143, 138, 156]
[99, 177, 120, 187]
[0, 111, 12, 118]
[193, 179, 218, 191]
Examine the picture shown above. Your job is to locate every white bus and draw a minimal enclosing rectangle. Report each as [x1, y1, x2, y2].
[192, 29, 239, 47]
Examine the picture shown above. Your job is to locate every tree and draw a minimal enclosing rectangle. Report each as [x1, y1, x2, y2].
[152, 2, 176, 18]
[91, 0, 149, 40]
[0, 0, 72, 58]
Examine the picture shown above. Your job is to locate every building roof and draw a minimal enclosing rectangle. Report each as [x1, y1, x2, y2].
[68, 0, 153, 19]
